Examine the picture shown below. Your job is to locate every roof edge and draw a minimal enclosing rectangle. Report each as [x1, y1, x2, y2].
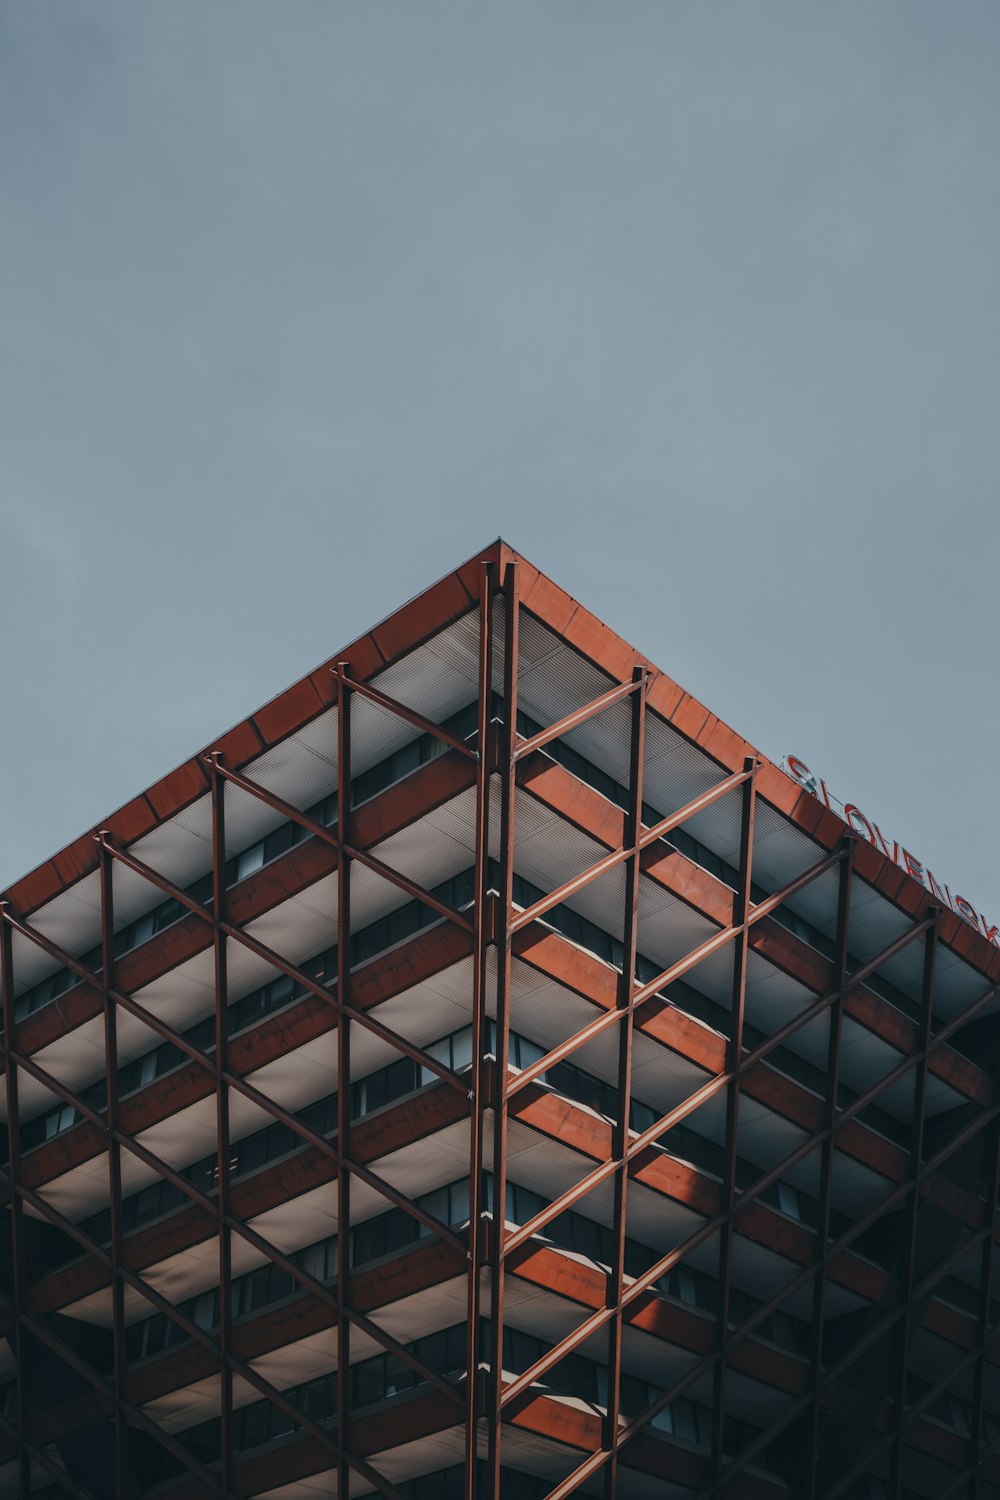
[8, 535, 999, 985]
[3, 540, 504, 916]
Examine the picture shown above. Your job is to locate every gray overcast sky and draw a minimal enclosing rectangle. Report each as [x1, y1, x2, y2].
[2, 3, 999, 920]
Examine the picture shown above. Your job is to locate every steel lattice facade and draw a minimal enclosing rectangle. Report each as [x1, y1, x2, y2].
[2, 541, 999, 1500]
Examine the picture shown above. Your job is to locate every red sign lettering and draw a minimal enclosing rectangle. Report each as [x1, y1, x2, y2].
[786, 755, 999, 949]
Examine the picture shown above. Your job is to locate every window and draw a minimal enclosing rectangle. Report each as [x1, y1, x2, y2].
[236, 844, 266, 882]
[777, 1182, 801, 1220]
[191, 1290, 217, 1330]
[45, 1105, 77, 1140]
[677, 1270, 700, 1308]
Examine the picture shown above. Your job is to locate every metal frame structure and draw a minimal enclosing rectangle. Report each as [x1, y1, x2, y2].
[2, 542, 999, 1500]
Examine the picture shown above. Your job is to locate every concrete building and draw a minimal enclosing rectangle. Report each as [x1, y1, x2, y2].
[2, 540, 999, 1500]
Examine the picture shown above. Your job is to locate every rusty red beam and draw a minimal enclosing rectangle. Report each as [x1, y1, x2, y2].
[5, 997, 468, 1262]
[604, 667, 648, 1500]
[0, 907, 30, 1499]
[487, 560, 519, 1496]
[542, 1096, 1000, 1500]
[819, 1292, 1000, 1500]
[643, 1098, 1000, 1500]
[508, 761, 775, 941]
[97, 837, 128, 1500]
[512, 672, 649, 763]
[91, 833, 473, 1091]
[466, 559, 495, 1500]
[509, 843, 635, 934]
[805, 834, 856, 1498]
[516, 752, 988, 1106]
[502, 906, 937, 1266]
[636, 763, 755, 850]
[336, 660, 354, 1499]
[888, 914, 939, 1500]
[498, 670, 651, 1439]
[212, 757, 475, 942]
[332, 662, 479, 760]
[12, 1302, 224, 1497]
[505, 841, 851, 1102]
[710, 756, 758, 1489]
[208, 755, 234, 1493]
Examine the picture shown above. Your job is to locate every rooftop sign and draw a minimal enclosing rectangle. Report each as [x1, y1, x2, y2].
[784, 755, 999, 951]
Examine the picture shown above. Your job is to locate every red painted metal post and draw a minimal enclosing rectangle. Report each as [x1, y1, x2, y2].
[209, 755, 234, 1495]
[886, 912, 939, 1500]
[99, 836, 129, 1500]
[0, 907, 30, 1499]
[970, 1075, 1000, 1499]
[487, 561, 518, 1498]
[512, 675, 647, 763]
[337, 662, 353, 1499]
[710, 756, 757, 1488]
[603, 665, 647, 1500]
[466, 560, 495, 1500]
[805, 835, 855, 1498]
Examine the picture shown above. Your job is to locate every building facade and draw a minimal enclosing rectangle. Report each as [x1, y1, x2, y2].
[1, 540, 999, 1500]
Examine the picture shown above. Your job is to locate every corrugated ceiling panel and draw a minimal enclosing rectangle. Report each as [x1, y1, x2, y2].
[421, 608, 483, 686]
[373, 788, 477, 881]
[737, 1098, 810, 1175]
[627, 890, 720, 985]
[136, 1094, 221, 1175]
[126, 813, 215, 909]
[847, 875, 916, 964]
[744, 949, 818, 1039]
[779, 863, 842, 943]
[750, 803, 831, 908]
[838, 1016, 906, 1102]
[725, 1233, 802, 1303]
[512, 790, 607, 885]
[242, 891, 337, 981]
[933, 942, 993, 1022]
[12, 873, 102, 993]
[558, 696, 634, 791]
[829, 1151, 898, 1219]
[248, 1326, 340, 1394]
[644, 722, 727, 820]
[140, 1372, 225, 1435]
[369, 956, 474, 1053]
[875, 934, 932, 1008]
[361, 1277, 469, 1358]
[676, 783, 745, 872]
[372, 1120, 472, 1204]
[33, 1146, 111, 1222]
[877, 1070, 964, 1123]
[128, 943, 218, 1035]
[516, 612, 597, 697]
[779, 1143, 823, 1200]
[21, 1013, 108, 1101]
[245, 1032, 337, 1104]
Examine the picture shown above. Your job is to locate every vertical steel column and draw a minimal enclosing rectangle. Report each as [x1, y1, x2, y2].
[466, 561, 495, 1500]
[0, 908, 30, 1499]
[337, 663, 353, 1499]
[487, 561, 518, 1499]
[209, 755, 234, 1496]
[603, 666, 646, 1500]
[970, 1078, 1000, 1500]
[711, 756, 757, 1489]
[99, 836, 128, 1500]
[805, 836, 855, 1498]
[887, 912, 939, 1500]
